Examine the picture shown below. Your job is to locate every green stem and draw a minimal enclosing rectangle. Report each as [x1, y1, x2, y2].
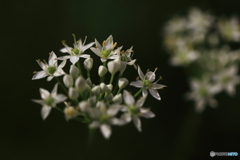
[87, 71, 91, 79]
[100, 61, 107, 83]
[109, 73, 115, 84]
[77, 61, 83, 76]
[116, 88, 122, 95]
[134, 88, 143, 97]
[113, 73, 122, 95]
[87, 128, 96, 149]
[55, 77, 68, 94]
[54, 106, 63, 113]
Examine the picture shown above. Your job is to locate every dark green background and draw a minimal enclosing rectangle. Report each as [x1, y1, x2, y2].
[1, 0, 240, 159]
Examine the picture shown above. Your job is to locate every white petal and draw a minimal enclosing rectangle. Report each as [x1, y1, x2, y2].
[60, 48, 68, 53]
[149, 89, 161, 100]
[39, 88, 50, 99]
[69, 56, 79, 64]
[41, 105, 52, 120]
[136, 96, 147, 108]
[47, 76, 54, 81]
[48, 52, 57, 66]
[145, 71, 155, 82]
[53, 68, 65, 77]
[120, 113, 132, 123]
[94, 39, 102, 50]
[100, 124, 111, 139]
[123, 90, 135, 106]
[111, 118, 125, 126]
[51, 83, 59, 96]
[82, 42, 95, 52]
[127, 59, 136, 65]
[133, 116, 142, 132]
[36, 60, 47, 70]
[140, 108, 155, 118]
[137, 65, 145, 80]
[32, 99, 45, 105]
[89, 121, 100, 128]
[79, 54, 90, 59]
[57, 56, 70, 60]
[54, 94, 67, 104]
[130, 81, 143, 88]
[90, 47, 101, 57]
[142, 89, 148, 97]
[107, 105, 120, 116]
[32, 71, 48, 80]
[58, 59, 67, 69]
[152, 83, 166, 89]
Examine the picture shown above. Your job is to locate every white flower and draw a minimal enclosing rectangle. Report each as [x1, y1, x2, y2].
[90, 35, 119, 62]
[121, 90, 155, 132]
[186, 78, 220, 113]
[64, 102, 79, 121]
[32, 83, 67, 120]
[32, 52, 66, 81]
[213, 66, 240, 96]
[130, 66, 166, 100]
[89, 102, 123, 139]
[59, 34, 94, 64]
[118, 46, 137, 74]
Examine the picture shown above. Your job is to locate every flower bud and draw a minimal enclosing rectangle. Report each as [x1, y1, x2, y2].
[63, 74, 73, 88]
[88, 96, 97, 106]
[98, 65, 107, 77]
[79, 101, 90, 112]
[91, 85, 101, 96]
[105, 93, 113, 101]
[107, 59, 121, 74]
[86, 78, 92, 87]
[118, 78, 129, 89]
[112, 94, 122, 104]
[70, 65, 79, 79]
[100, 83, 108, 93]
[68, 87, 79, 100]
[84, 58, 93, 71]
[75, 76, 86, 91]
[96, 101, 106, 111]
[106, 84, 113, 93]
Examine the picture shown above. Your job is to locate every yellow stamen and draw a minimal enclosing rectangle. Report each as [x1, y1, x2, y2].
[113, 42, 117, 48]
[102, 40, 106, 46]
[136, 76, 139, 80]
[33, 71, 37, 74]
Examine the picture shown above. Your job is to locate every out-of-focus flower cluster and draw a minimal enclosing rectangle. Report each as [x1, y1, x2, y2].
[32, 35, 165, 139]
[163, 8, 240, 113]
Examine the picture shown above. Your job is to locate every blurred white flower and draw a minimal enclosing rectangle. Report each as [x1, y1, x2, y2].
[32, 83, 67, 120]
[130, 66, 165, 100]
[213, 66, 240, 96]
[32, 52, 66, 81]
[186, 78, 220, 113]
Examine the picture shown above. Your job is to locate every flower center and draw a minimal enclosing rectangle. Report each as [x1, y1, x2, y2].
[101, 50, 111, 58]
[199, 87, 209, 98]
[100, 114, 110, 123]
[222, 76, 231, 84]
[47, 66, 57, 75]
[129, 106, 140, 115]
[45, 97, 54, 106]
[143, 80, 152, 88]
[72, 48, 80, 55]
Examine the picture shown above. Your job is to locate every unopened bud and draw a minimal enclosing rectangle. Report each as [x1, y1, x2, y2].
[107, 59, 121, 74]
[79, 101, 90, 112]
[100, 83, 108, 93]
[91, 85, 101, 96]
[105, 93, 113, 101]
[112, 94, 122, 104]
[118, 78, 129, 89]
[75, 76, 86, 91]
[84, 58, 93, 71]
[69, 87, 79, 100]
[106, 84, 113, 93]
[70, 65, 79, 79]
[63, 74, 73, 88]
[98, 65, 107, 77]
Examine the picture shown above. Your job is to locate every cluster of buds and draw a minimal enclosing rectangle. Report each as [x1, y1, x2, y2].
[163, 7, 240, 112]
[32, 35, 165, 139]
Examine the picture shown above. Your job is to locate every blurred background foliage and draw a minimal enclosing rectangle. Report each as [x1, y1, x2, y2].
[1, 0, 240, 160]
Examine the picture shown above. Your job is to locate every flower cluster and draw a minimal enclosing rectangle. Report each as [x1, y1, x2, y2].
[32, 35, 165, 139]
[163, 8, 240, 113]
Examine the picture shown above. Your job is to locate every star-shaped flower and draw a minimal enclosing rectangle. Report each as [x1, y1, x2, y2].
[130, 66, 166, 100]
[32, 83, 67, 120]
[90, 35, 119, 62]
[121, 90, 155, 132]
[58, 34, 94, 64]
[32, 52, 66, 81]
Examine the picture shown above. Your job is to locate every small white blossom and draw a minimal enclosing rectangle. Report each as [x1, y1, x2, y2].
[32, 83, 67, 120]
[64, 102, 79, 121]
[90, 35, 119, 62]
[59, 35, 94, 64]
[32, 52, 66, 81]
[121, 90, 155, 132]
[130, 66, 166, 100]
